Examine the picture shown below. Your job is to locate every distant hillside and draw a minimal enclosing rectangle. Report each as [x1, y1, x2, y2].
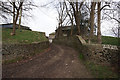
[2, 28, 48, 44]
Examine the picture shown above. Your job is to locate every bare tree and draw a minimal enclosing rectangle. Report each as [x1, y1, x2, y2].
[0, 0, 37, 35]
[111, 27, 120, 37]
[64, 1, 74, 36]
[97, 2, 102, 44]
[96, 1, 111, 44]
[90, 2, 96, 39]
[12, 1, 23, 35]
[18, 5, 22, 30]
[68, 0, 84, 35]
[56, 1, 67, 38]
[102, 1, 120, 38]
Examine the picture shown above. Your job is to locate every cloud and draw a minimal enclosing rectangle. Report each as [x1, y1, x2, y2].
[22, 5, 58, 36]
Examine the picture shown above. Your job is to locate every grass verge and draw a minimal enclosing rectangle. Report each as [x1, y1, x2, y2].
[2, 28, 48, 44]
[84, 61, 118, 78]
[85, 36, 120, 46]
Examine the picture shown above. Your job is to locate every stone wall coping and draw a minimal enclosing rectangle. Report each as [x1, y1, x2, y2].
[84, 44, 119, 50]
[102, 44, 119, 50]
[76, 35, 86, 45]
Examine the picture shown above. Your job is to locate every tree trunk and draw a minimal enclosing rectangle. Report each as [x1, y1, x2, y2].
[11, 2, 23, 36]
[69, 1, 82, 35]
[12, 10, 19, 35]
[19, 7, 22, 30]
[97, 2, 102, 44]
[11, 2, 16, 36]
[118, 27, 120, 38]
[71, 21, 73, 36]
[90, 2, 96, 38]
[58, 24, 60, 38]
[64, 1, 73, 36]
[76, 1, 80, 35]
[59, 20, 63, 37]
[58, 22, 62, 38]
[59, 26, 62, 37]
[76, 13, 81, 35]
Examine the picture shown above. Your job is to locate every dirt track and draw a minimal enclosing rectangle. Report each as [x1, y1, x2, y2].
[2, 44, 93, 78]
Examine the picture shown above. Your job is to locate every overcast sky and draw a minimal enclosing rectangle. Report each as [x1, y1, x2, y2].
[22, 0, 119, 37]
[1, 0, 119, 37]
[21, 0, 58, 36]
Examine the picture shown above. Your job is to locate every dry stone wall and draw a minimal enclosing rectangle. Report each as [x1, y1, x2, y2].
[82, 44, 119, 66]
[76, 35, 119, 65]
[2, 41, 49, 60]
[54, 36, 119, 67]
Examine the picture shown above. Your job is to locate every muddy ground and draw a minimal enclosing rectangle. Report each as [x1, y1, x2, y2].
[2, 44, 93, 78]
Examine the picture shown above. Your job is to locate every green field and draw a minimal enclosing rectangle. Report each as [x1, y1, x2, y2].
[102, 36, 120, 46]
[86, 35, 120, 46]
[2, 28, 48, 44]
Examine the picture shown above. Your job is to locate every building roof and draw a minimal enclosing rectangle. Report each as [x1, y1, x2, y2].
[55, 26, 73, 31]
[62, 26, 71, 30]
[0, 23, 12, 25]
[0, 23, 32, 31]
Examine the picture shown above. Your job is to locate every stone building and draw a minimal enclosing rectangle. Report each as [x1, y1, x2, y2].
[49, 32, 55, 43]
[55, 26, 72, 37]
